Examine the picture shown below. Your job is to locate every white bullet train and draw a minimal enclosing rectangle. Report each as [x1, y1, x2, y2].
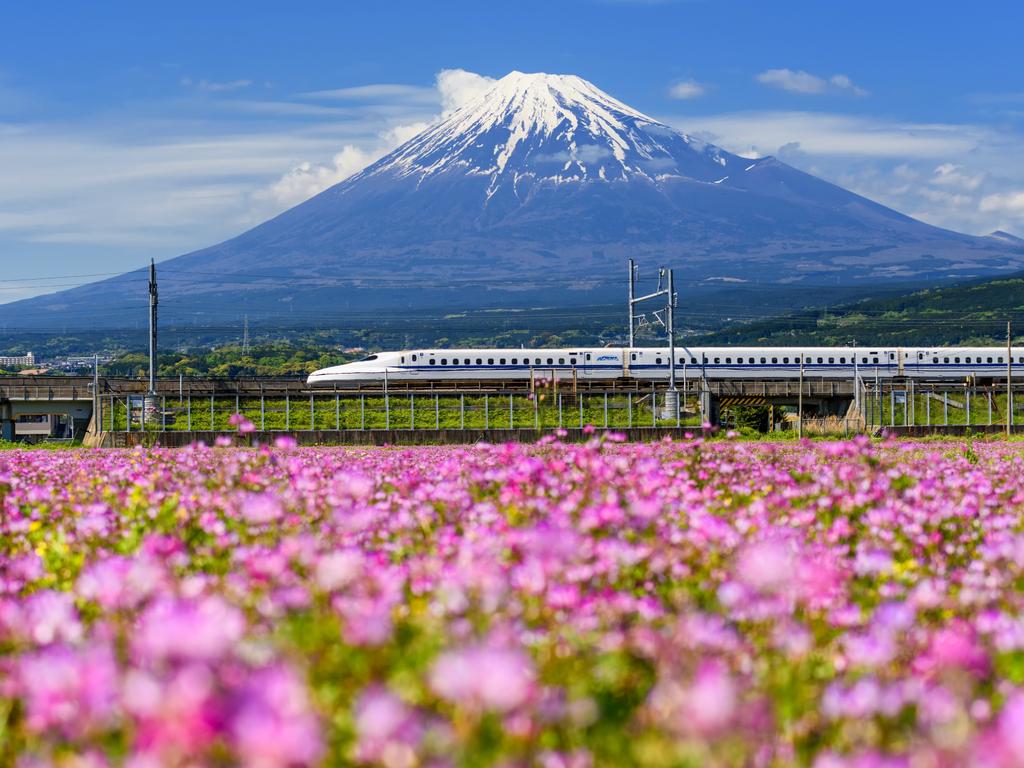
[307, 346, 1024, 386]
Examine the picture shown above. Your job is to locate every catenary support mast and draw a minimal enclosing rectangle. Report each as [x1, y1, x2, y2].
[148, 259, 158, 396]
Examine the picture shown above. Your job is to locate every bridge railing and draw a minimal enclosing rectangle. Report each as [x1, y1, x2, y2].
[99, 387, 712, 434]
[859, 380, 1024, 429]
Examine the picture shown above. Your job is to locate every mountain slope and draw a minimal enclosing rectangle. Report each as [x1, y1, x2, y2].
[3, 71, 1022, 329]
[698, 270, 1024, 347]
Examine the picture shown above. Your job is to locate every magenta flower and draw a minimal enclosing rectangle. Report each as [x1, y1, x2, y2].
[353, 686, 422, 764]
[229, 664, 323, 768]
[15, 642, 119, 738]
[430, 643, 536, 712]
[133, 595, 246, 663]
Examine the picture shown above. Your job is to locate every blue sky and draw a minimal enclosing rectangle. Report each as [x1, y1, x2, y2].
[1, 0, 1022, 302]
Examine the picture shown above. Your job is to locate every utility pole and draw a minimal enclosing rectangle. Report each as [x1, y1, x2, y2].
[1008, 320, 1013, 437]
[627, 258, 636, 348]
[92, 354, 99, 436]
[667, 268, 677, 395]
[148, 259, 158, 396]
[242, 315, 250, 355]
[798, 353, 804, 439]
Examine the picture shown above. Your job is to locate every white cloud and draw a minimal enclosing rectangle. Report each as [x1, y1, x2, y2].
[256, 146, 377, 208]
[679, 111, 980, 158]
[756, 68, 868, 97]
[254, 69, 494, 209]
[668, 108, 1024, 236]
[931, 163, 984, 191]
[299, 84, 438, 103]
[980, 191, 1024, 214]
[436, 69, 495, 115]
[181, 78, 253, 93]
[667, 79, 706, 100]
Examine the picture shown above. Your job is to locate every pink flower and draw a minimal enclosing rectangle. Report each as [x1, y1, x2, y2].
[686, 661, 737, 733]
[229, 664, 322, 768]
[229, 413, 256, 434]
[134, 596, 246, 663]
[240, 492, 284, 525]
[354, 686, 422, 764]
[315, 550, 363, 592]
[16, 642, 119, 738]
[430, 643, 536, 712]
[735, 539, 793, 594]
[124, 664, 219, 755]
[22, 590, 83, 645]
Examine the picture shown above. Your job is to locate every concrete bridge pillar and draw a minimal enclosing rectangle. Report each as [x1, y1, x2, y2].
[0, 400, 13, 441]
[700, 389, 717, 426]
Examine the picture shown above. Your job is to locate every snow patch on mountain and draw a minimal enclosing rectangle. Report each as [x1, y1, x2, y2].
[350, 71, 732, 200]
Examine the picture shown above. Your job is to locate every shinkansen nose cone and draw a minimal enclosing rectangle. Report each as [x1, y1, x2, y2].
[306, 354, 388, 386]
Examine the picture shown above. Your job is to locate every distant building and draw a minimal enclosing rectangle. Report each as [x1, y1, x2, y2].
[0, 351, 34, 368]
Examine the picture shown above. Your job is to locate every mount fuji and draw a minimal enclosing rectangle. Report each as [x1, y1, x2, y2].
[4, 71, 1023, 329]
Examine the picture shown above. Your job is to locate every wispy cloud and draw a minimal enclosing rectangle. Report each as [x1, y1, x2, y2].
[667, 79, 706, 100]
[180, 77, 254, 93]
[0, 67, 494, 283]
[669, 108, 1024, 236]
[299, 84, 438, 102]
[980, 191, 1024, 214]
[679, 111, 975, 158]
[756, 68, 868, 97]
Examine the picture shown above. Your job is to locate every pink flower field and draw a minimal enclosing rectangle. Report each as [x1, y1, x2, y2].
[3, 436, 1024, 766]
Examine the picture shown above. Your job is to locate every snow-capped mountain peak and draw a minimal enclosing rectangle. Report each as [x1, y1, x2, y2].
[355, 71, 731, 196]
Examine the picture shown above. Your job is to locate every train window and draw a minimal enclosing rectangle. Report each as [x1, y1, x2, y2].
[768, 357, 775, 364]
[476, 358, 482, 365]
[955, 357, 961, 364]
[412, 354, 418, 361]
[691, 357, 698, 365]
[535, 358, 541, 365]
[499, 358, 505, 365]
[511, 358, 518, 364]
[547, 358, 554, 365]
[965, 357, 971, 364]
[441, 358, 447, 365]
[817, 357, 823, 364]
[725, 357, 732, 364]
[656, 357, 662, 365]
[488, 358, 494, 365]
[782, 357, 789, 364]
[749, 357, 756, 364]
[839, 357, 846, 364]
[760, 357, 766, 364]
[463, 358, 470, 365]
[586, 353, 591, 360]
[429, 359, 436, 366]
[631, 353, 637, 360]
[987, 357, 993, 363]
[401, 356, 405, 363]
[678, 358, 685, 365]
[570, 358, 577, 365]
[559, 358, 565, 365]
[932, 358, 938, 364]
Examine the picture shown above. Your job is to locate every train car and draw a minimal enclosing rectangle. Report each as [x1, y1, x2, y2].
[306, 346, 1024, 386]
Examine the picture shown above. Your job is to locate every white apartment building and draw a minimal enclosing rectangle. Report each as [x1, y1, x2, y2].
[0, 351, 34, 367]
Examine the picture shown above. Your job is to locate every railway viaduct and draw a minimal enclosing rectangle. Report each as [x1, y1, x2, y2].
[2, 374, 1021, 442]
